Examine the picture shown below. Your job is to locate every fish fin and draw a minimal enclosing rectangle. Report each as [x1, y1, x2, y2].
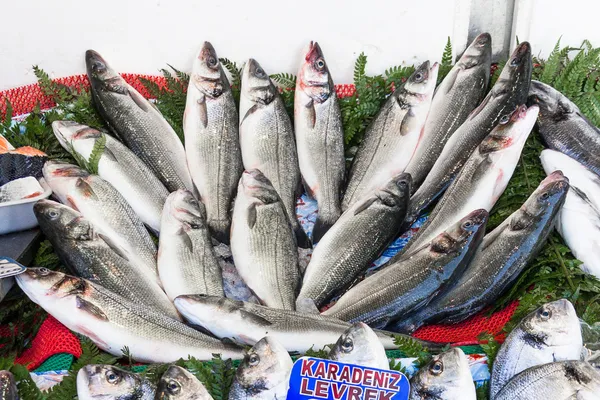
[102, 147, 118, 162]
[197, 94, 208, 128]
[305, 99, 316, 129]
[354, 197, 378, 216]
[302, 177, 315, 198]
[247, 204, 257, 229]
[104, 82, 129, 96]
[98, 233, 130, 262]
[294, 223, 312, 249]
[440, 67, 459, 95]
[176, 227, 194, 252]
[468, 91, 491, 120]
[296, 297, 320, 314]
[75, 296, 108, 321]
[470, 156, 493, 186]
[312, 216, 332, 244]
[128, 89, 150, 112]
[66, 195, 80, 211]
[239, 309, 273, 327]
[400, 108, 418, 135]
[75, 178, 98, 200]
[240, 104, 260, 126]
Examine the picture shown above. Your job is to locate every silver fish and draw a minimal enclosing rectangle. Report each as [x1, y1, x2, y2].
[409, 348, 476, 400]
[299, 172, 411, 307]
[239, 59, 310, 248]
[231, 170, 300, 310]
[0, 176, 43, 203]
[342, 62, 438, 211]
[329, 322, 389, 370]
[86, 50, 193, 192]
[156, 366, 213, 400]
[52, 121, 169, 233]
[77, 365, 155, 400]
[0, 370, 18, 400]
[158, 190, 224, 301]
[494, 361, 600, 400]
[184, 42, 243, 244]
[490, 299, 583, 399]
[43, 161, 157, 276]
[405, 33, 492, 191]
[294, 42, 345, 242]
[228, 337, 293, 400]
[16, 268, 243, 362]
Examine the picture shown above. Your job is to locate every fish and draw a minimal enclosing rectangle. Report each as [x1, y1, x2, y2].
[294, 41, 346, 242]
[393, 171, 569, 333]
[328, 322, 389, 369]
[0, 370, 18, 400]
[239, 58, 310, 248]
[230, 170, 300, 310]
[541, 149, 600, 279]
[341, 61, 438, 211]
[77, 364, 155, 400]
[490, 299, 583, 399]
[529, 80, 600, 176]
[405, 33, 492, 192]
[158, 190, 224, 301]
[173, 295, 438, 354]
[34, 199, 180, 320]
[43, 161, 157, 276]
[394, 104, 537, 258]
[0, 146, 47, 186]
[494, 361, 600, 400]
[52, 121, 169, 233]
[16, 268, 243, 362]
[403, 42, 533, 231]
[184, 42, 243, 244]
[409, 348, 475, 400]
[323, 209, 488, 328]
[156, 365, 213, 400]
[0, 176, 44, 203]
[86, 50, 193, 192]
[299, 172, 411, 308]
[228, 337, 293, 400]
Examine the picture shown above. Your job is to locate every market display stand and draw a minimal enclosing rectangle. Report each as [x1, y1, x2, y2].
[0, 228, 42, 299]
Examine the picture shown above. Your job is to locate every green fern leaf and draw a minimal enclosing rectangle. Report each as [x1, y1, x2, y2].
[353, 53, 368, 84]
[270, 73, 297, 89]
[87, 133, 106, 174]
[441, 36, 453, 66]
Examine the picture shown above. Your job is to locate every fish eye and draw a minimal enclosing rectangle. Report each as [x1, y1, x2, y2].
[315, 58, 326, 70]
[105, 370, 120, 384]
[510, 57, 519, 67]
[255, 67, 265, 78]
[342, 337, 354, 352]
[499, 114, 510, 124]
[248, 353, 260, 366]
[167, 380, 180, 394]
[92, 62, 106, 74]
[414, 72, 424, 82]
[38, 267, 50, 276]
[48, 210, 59, 219]
[430, 360, 444, 375]
[398, 180, 408, 188]
[539, 308, 552, 320]
[208, 56, 218, 67]
[462, 220, 473, 229]
[189, 223, 201, 229]
[540, 192, 550, 200]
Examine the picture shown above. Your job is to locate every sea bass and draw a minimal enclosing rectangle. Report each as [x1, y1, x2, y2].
[299, 172, 411, 308]
[409, 348, 476, 400]
[34, 200, 180, 320]
[239, 59, 309, 248]
[77, 365, 155, 400]
[405, 33, 492, 191]
[490, 299, 583, 398]
[156, 366, 213, 400]
[341, 62, 438, 211]
[0, 176, 43, 203]
[328, 322, 389, 370]
[231, 170, 300, 310]
[294, 41, 345, 242]
[404, 42, 532, 229]
[86, 50, 193, 192]
[323, 209, 488, 328]
[16, 268, 243, 362]
[184, 42, 243, 244]
[397, 104, 537, 257]
[43, 161, 157, 275]
[494, 361, 600, 400]
[0, 370, 18, 400]
[229, 337, 293, 400]
[529, 80, 600, 176]
[52, 121, 169, 233]
[393, 171, 569, 333]
[158, 190, 224, 301]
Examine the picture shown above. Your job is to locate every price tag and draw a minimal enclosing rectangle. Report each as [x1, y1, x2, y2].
[0, 258, 27, 278]
[287, 357, 410, 400]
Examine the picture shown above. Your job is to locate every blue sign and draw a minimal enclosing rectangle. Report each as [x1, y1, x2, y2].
[287, 357, 410, 400]
[0, 258, 26, 279]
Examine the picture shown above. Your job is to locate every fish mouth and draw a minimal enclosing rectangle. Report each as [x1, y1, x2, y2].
[305, 41, 323, 62]
[85, 49, 108, 76]
[474, 32, 491, 47]
[465, 209, 489, 227]
[542, 170, 568, 185]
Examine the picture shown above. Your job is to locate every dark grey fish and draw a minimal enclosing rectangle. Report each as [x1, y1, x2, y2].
[156, 365, 213, 400]
[529, 80, 600, 177]
[405, 33, 492, 192]
[0, 370, 18, 400]
[77, 364, 155, 400]
[322, 209, 488, 329]
[298, 172, 411, 308]
[393, 171, 569, 333]
[86, 50, 193, 192]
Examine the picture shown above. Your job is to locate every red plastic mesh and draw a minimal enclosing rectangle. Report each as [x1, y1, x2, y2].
[0, 75, 515, 364]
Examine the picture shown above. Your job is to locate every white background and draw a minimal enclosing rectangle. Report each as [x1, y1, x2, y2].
[0, 0, 598, 91]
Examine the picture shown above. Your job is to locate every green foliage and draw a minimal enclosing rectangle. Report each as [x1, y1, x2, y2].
[34, 240, 62, 270]
[478, 333, 501, 367]
[220, 58, 243, 105]
[185, 355, 236, 400]
[270, 72, 297, 89]
[489, 60, 506, 87]
[439, 36, 454, 83]
[304, 345, 331, 359]
[11, 363, 45, 400]
[476, 382, 490, 400]
[392, 335, 431, 368]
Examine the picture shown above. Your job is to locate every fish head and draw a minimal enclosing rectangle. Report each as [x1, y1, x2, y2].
[373, 172, 412, 210]
[402, 61, 439, 103]
[42, 161, 92, 205]
[0, 370, 18, 399]
[52, 121, 102, 149]
[235, 336, 293, 391]
[77, 365, 149, 399]
[521, 299, 582, 348]
[297, 41, 332, 103]
[165, 190, 207, 231]
[479, 104, 538, 156]
[528, 80, 575, 120]
[409, 348, 472, 399]
[520, 170, 569, 219]
[458, 33, 492, 70]
[431, 209, 488, 254]
[494, 42, 532, 96]
[240, 169, 280, 205]
[156, 365, 208, 400]
[241, 59, 276, 105]
[328, 322, 388, 368]
[15, 268, 86, 306]
[191, 41, 226, 98]
[86, 50, 120, 85]
[34, 199, 95, 241]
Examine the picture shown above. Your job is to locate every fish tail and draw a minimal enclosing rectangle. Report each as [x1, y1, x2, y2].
[294, 222, 312, 249]
[209, 220, 231, 245]
[312, 215, 334, 244]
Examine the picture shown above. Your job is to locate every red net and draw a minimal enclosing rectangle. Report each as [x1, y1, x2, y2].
[0, 75, 515, 366]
